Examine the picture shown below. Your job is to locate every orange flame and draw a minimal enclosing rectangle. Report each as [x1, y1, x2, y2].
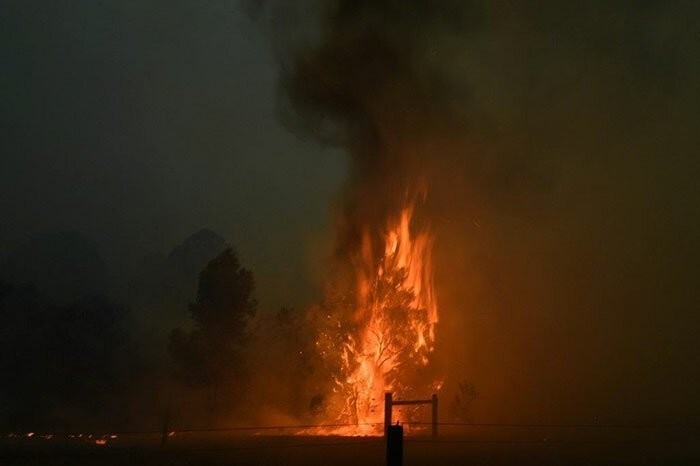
[316, 199, 439, 435]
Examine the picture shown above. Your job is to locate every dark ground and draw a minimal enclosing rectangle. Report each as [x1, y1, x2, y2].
[1, 427, 699, 466]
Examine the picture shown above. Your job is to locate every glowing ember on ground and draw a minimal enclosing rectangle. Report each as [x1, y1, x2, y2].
[6, 432, 120, 444]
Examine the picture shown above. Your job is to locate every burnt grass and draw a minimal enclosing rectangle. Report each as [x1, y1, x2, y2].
[1, 429, 699, 466]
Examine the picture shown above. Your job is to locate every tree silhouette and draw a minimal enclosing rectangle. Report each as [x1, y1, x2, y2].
[449, 381, 478, 423]
[0, 280, 133, 430]
[169, 248, 257, 410]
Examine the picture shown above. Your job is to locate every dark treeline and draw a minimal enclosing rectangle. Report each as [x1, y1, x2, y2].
[0, 228, 323, 432]
[0, 282, 137, 431]
[0, 228, 476, 432]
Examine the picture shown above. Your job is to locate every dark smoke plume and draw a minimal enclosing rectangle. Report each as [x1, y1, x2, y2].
[249, 0, 700, 423]
[249, 0, 476, 261]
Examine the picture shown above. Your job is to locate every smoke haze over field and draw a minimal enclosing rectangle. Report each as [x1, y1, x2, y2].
[0, 0, 698, 429]
[251, 0, 700, 423]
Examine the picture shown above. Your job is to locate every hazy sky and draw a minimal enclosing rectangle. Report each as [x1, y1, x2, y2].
[250, 0, 700, 423]
[1, 1, 346, 310]
[2, 1, 699, 424]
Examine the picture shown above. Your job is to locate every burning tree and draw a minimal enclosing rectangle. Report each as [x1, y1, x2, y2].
[253, 0, 469, 433]
[311, 206, 440, 433]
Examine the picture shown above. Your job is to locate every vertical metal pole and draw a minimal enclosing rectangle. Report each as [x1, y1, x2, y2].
[386, 423, 403, 466]
[384, 392, 393, 436]
[432, 393, 438, 438]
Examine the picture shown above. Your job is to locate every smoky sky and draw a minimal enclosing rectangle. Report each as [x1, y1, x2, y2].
[251, 0, 700, 423]
[2, 0, 699, 424]
[1, 1, 346, 310]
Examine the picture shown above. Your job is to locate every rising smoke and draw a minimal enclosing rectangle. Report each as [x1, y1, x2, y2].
[248, 1, 478, 255]
[247, 0, 700, 424]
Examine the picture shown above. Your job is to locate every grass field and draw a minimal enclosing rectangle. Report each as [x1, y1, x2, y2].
[1, 426, 699, 466]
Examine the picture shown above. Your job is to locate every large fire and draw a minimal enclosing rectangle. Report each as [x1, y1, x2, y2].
[313, 196, 440, 435]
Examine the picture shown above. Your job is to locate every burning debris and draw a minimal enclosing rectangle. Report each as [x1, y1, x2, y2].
[5, 432, 119, 446]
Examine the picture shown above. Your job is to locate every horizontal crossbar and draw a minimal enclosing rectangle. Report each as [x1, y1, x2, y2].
[391, 399, 433, 406]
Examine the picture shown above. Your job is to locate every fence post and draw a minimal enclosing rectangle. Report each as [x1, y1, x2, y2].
[386, 423, 403, 466]
[384, 392, 393, 436]
[432, 393, 438, 438]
